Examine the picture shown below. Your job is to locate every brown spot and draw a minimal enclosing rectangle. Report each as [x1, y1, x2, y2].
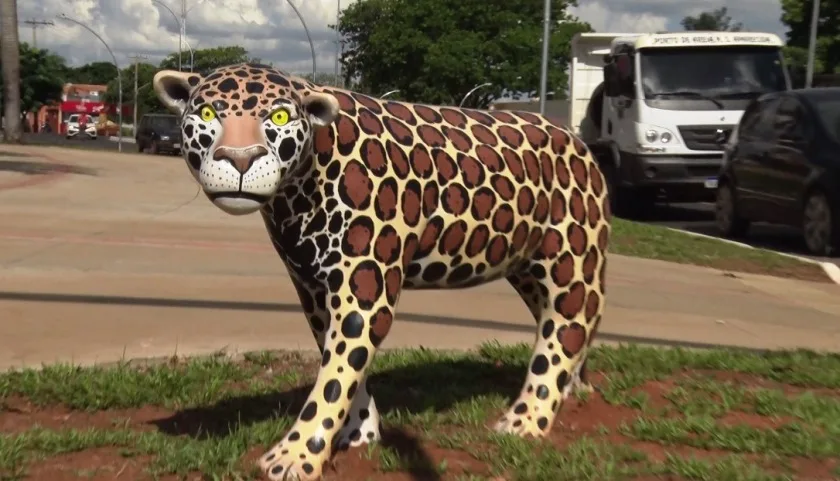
[417, 125, 447, 147]
[598, 225, 609, 251]
[409, 145, 434, 179]
[490, 111, 518, 124]
[582, 246, 599, 283]
[384, 267, 402, 305]
[589, 163, 604, 196]
[370, 306, 393, 340]
[414, 105, 442, 123]
[569, 188, 586, 224]
[333, 91, 357, 114]
[555, 158, 571, 188]
[471, 124, 498, 146]
[492, 205, 515, 233]
[441, 184, 469, 216]
[440, 220, 468, 255]
[516, 187, 535, 216]
[551, 253, 575, 287]
[434, 150, 458, 184]
[533, 192, 550, 223]
[387, 140, 410, 179]
[458, 154, 485, 188]
[374, 178, 398, 221]
[569, 155, 588, 188]
[418, 219, 443, 253]
[491, 175, 515, 201]
[539, 228, 563, 258]
[336, 114, 360, 153]
[540, 152, 554, 188]
[465, 109, 496, 125]
[573, 136, 588, 156]
[523, 151, 541, 186]
[485, 235, 508, 266]
[471, 188, 497, 221]
[514, 111, 543, 124]
[444, 127, 473, 152]
[338, 161, 373, 210]
[402, 234, 419, 270]
[527, 226, 543, 251]
[313, 127, 334, 156]
[343, 218, 373, 256]
[556, 319, 587, 354]
[401, 181, 422, 227]
[585, 291, 601, 322]
[374, 226, 402, 265]
[422, 182, 439, 217]
[522, 125, 549, 149]
[550, 189, 566, 224]
[567, 223, 587, 256]
[547, 126, 570, 155]
[475, 145, 505, 172]
[557, 282, 586, 320]
[511, 221, 529, 251]
[502, 148, 525, 182]
[361, 138, 387, 176]
[587, 195, 601, 228]
[498, 125, 524, 148]
[349, 261, 384, 310]
[384, 102, 417, 125]
[466, 225, 490, 257]
[357, 108, 384, 135]
[383, 116, 414, 145]
[440, 108, 468, 128]
[352, 92, 382, 113]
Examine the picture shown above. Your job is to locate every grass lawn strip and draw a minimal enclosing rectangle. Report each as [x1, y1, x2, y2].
[1, 343, 839, 480]
[610, 219, 828, 283]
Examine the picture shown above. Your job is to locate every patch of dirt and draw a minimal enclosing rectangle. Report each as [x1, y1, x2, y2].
[15, 448, 190, 481]
[711, 258, 830, 283]
[683, 369, 840, 398]
[0, 396, 174, 434]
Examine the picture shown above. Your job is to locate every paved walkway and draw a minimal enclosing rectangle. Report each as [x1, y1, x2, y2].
[0, 145, 839, 370]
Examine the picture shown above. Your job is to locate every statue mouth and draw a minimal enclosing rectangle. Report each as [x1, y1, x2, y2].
[206, 192, 270, 203]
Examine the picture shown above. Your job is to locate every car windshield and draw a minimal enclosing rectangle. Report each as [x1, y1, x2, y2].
[639, 46, 788, 99]
[151, 116, 178, 130]
[810, 97, 840, 143]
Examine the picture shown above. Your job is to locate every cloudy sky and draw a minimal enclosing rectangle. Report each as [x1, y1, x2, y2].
[18, 0, 788, 75]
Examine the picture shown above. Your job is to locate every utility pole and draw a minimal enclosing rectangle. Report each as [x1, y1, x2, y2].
[128, 54, 148, 132]
[22, 19, 54, 48]
[334, 0, 340, 87]
[805, 0, 820, 88]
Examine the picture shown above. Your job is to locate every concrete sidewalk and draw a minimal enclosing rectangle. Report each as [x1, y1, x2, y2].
[0, 145, 838, 370]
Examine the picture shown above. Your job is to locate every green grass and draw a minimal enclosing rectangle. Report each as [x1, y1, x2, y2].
[1, 343, 838, 480]
[610, 219, 828, 282]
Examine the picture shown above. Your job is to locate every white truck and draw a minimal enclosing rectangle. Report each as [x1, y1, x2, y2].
[568, 31, 791, 216]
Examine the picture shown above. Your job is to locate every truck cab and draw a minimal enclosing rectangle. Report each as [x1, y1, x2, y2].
[570, 32, 791, 216]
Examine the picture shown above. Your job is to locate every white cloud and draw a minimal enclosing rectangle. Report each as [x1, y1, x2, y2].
[19, 0, 788, 74]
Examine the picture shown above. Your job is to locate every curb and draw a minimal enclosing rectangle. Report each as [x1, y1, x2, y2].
[108, 136, 137, 144]
[665, 227, 840, 285]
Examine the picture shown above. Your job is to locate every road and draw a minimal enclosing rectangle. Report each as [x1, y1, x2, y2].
[22, 132, 121, 152]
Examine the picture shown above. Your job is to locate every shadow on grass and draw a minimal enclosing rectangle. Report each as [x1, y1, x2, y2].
[151, 356, 528, 481]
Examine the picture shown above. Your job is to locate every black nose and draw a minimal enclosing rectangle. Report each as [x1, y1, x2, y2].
[212, 145, 269, 174]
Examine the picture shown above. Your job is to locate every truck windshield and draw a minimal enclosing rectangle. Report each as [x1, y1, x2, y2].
[639, 46, 787, 99]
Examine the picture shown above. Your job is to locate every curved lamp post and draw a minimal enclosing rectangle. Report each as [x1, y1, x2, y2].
[380, 89, 400, 99]
[460, 82, 492, 108]
[152, 0, 191, 71]
[57, 13, 123, 153]
[285, 0, 316, 77]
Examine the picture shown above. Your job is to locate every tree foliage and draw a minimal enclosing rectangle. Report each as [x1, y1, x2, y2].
[65, 61, 118, 85]
[337, 0, 591, 107]
[103, 62, 167, 120]
[681, 7, 743, 32]
[0, 42, 66, 113]
[781, 0, 840, 78]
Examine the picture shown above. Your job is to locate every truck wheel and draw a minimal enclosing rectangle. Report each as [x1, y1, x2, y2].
[601, 161, 650, 219]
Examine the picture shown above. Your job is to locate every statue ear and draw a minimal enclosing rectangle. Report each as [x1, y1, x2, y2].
[301, 92, 340, 127]
[153, 70, 203, 115]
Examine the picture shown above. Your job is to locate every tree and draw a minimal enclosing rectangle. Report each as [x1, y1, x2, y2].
[103, 62, 166, 120]
[16, 44, 66, 114]
[0, 0, 22, 142]
[159, 46, 256, 74]
[681, 7, 743, 31]
[66, 61, 119, 85]
[337, 0, 592, 107]
[781, 0, 840, 79]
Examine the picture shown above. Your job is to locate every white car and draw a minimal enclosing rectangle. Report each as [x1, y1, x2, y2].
[65, 114, 97, 140]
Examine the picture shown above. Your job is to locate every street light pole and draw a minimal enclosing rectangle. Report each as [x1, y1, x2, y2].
[57, 13, 123, 153]
[460, 82, 492, 108]
[538, 0, 551, 115]
[805, 0, 820, 88]
[128, 54, 148, 134]
[152, 0, 183, 71]
[335, 0, 341, 87]
[380, 89, 400, 99]
[285, 0, 316, 77]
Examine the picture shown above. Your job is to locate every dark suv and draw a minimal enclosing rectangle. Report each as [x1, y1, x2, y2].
[136, 114, 181, 155]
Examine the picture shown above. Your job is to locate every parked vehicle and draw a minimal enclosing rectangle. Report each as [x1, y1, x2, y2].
[569, 32, 792, 216]
[64, 113, 98, 140]
[136, 113, 181, 155]
[716, 87, 840, 256]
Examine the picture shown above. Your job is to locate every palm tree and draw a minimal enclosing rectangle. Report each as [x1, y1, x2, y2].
[0, 0, 22, 142]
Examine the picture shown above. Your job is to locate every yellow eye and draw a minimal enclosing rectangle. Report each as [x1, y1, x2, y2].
[199, 105, 216, 122]
[270, 108, 290, 126]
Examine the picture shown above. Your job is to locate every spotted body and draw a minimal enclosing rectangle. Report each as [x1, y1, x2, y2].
[153, 63, 610, 481]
